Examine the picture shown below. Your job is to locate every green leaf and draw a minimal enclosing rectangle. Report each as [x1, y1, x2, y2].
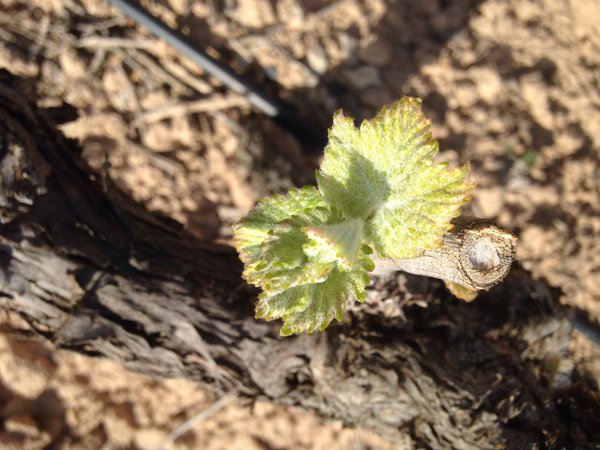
[248, 224, 333, 291]
[317, 97, 473, 259]
[233, 186, 330, 268]
[304, 217, 364, 269]
[255, 251, 373, 336]
[233, 186, 373, 335]
[233, 186, 340, 292]
[233, 186, 332, 262]
[234, 96, 475, 335]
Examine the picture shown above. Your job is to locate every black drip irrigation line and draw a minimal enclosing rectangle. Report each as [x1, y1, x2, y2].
[106, 0, 327, 150]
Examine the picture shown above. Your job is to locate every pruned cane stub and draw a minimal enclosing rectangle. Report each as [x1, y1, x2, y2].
[372, 217, 517, 291]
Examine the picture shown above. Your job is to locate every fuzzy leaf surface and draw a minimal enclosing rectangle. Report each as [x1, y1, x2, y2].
[233, 187, 374, 334]
[317, 97, 474, 259]
[234, 96, 475, 335]
[233, 186, 339, 292]
[256, 251, 374, 336]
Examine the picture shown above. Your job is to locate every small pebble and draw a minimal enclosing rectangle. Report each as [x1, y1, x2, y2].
[306, 42, 329, 75]
[345, 66, 381, 90]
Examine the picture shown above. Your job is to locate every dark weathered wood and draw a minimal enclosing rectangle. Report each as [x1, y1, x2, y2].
[0, 70, 598, 449]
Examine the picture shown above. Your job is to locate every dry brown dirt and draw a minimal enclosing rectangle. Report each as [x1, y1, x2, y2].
[1, 0, 599, 448]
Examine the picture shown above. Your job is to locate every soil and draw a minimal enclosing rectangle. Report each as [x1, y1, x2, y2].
[0, 0, 599, 449]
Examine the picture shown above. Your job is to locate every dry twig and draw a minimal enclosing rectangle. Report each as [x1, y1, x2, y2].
[154, 395, 235, 450]
[132, 94, 248, 126]
[76, 36, 154, 50]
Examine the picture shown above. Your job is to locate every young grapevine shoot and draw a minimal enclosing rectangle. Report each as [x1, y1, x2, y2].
[233, 97, 474, 335]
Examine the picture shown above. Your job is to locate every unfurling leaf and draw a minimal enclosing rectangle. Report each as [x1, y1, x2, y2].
[317, 97, 473, 259]
[445, 281, 478, 302]
[233, 97, 473, 335]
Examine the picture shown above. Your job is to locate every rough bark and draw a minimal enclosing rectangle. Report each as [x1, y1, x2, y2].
[0, 70, 598, 449]
[373, 217, 517, 290]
